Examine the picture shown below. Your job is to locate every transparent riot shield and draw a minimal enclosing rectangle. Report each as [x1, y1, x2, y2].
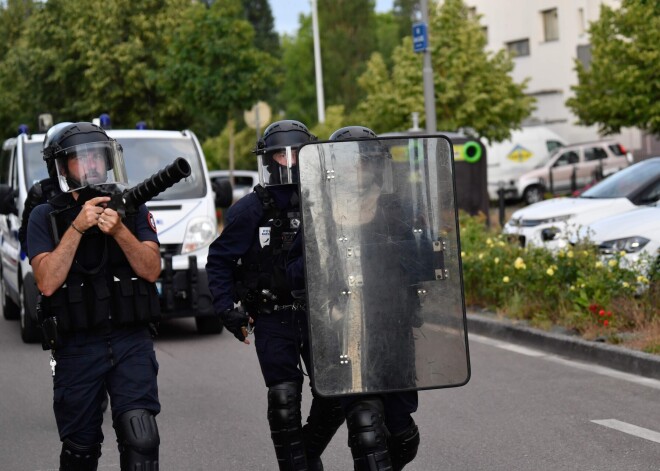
[298, 135, 470, 396]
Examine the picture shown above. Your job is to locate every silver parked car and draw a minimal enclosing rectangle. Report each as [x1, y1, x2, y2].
[515, 140, 633, 205]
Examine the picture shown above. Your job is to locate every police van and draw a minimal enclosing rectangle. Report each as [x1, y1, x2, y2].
[0, 124, 232, 342]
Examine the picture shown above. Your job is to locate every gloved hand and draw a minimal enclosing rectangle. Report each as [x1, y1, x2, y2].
[221, 308, 249, 342]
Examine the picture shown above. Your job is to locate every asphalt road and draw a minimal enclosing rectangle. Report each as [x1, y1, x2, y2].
[1, 316, 659, 471]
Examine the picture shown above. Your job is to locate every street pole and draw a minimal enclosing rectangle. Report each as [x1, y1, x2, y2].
[311, 0, 326, 123]
[421, 0, 436, 133]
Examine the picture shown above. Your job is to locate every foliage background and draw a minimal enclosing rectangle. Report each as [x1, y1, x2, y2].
[0, 0, 657, 168]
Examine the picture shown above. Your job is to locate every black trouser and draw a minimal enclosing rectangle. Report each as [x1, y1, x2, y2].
[255, 311, 344, 470]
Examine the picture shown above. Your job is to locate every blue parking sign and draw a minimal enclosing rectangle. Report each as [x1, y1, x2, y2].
[412, 22, 427, 53]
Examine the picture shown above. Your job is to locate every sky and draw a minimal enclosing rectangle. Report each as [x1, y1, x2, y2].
[270, 0, 395, 36]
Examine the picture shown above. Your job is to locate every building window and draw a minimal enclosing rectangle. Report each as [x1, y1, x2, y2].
[578, 7, 586, 35]
[542, 8, 559, 41]
[506, 38, 530, 57]
[577, 44, 592, 70]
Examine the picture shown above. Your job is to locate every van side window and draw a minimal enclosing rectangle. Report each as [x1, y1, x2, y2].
[584, 147, 607, 161]
[546, 140, 564, 153]
[554, 151, 579, 167]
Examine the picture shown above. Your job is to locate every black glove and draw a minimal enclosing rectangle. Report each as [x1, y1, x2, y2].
[221, 308, 249, 342]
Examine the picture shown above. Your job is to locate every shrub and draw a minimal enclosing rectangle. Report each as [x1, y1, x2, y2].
[459, 212, 658, 351]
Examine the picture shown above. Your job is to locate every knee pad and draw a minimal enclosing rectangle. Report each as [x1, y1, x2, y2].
[346, 399, 392, 471]
[303, 396, 345, 460]
[114, 409, 160, 471]
[267, 382, 303, 433]
[267, 382, 307, 470]
[60, 439, 101, 471]
[389, 420, 419, 471]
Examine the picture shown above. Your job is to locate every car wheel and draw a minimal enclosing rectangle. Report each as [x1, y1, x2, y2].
[195, 315, 224, 335]
[213, 179, 234, 208]
[1, 276, 20, 320]
[523, 185, 544, 205]
[20, 283, 41, 344]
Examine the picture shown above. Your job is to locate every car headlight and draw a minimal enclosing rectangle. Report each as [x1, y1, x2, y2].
[182, 217, 217, 254]
[599, 236, 650, 254]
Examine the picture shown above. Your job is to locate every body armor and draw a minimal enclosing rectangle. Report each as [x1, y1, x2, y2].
[42, 193, 160, 333]
[232, 185, 301, 317]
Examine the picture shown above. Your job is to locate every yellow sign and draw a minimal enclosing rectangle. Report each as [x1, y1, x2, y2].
[507, 145, 533, 162]
[453, 144, 465, 161]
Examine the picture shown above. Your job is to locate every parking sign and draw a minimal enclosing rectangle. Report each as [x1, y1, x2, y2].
[412, 22, 427, 53]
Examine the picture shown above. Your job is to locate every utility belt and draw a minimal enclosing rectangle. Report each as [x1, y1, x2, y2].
[239, 288, 306, 317]
[38, 277, 160, 350]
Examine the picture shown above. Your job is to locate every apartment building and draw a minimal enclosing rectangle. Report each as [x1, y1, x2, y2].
[463, 0, 655, 157]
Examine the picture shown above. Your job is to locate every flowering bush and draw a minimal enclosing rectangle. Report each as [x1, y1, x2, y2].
[459, 213, 659, 353]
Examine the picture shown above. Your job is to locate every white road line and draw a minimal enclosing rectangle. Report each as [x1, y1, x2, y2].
[468, 333, 660, 390]
[591, 419, 660, 444]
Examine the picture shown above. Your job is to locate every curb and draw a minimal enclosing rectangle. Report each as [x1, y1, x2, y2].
[467, 312, 660, 381]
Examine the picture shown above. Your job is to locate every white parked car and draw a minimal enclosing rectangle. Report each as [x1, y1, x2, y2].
[503, 157, 660, 250]
[208, 169, 259, 203]
[575, 201, 660, 270]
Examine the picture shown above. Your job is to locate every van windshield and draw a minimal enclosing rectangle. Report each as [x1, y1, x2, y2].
[119, 136, 206, 200]
[24, 136, 206, 200]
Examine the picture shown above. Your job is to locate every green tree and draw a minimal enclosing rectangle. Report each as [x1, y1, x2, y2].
[566, 0, 660, 136]
[373, 11, 402, 69]
[318, 0, 377, 113]
[161, 0, 279, 137]
[0, 0, 192, 134]
[276, 17, 317, 126]
[0, 0, 39, 59]
[355, 0, 534, 142]
[241, 0, 280, 57]
[392, 0, 417, 39]
[273, 1, 395, 126]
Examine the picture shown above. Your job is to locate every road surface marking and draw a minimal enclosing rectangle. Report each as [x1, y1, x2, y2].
[469, 333, 660, 390]
[591, 419, 660, 444]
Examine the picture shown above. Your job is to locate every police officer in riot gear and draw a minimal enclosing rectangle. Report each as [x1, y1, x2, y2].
[206, 120, 345, 471]
[27, 122, 162, 471]
[287, 126, 421, 471]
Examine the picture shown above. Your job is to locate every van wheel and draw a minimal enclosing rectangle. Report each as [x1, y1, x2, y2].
[195, 315, 224, 335]
[20, 283, 41, 343]
[1, 279, 20, 320]
[523, 185, 544, 205]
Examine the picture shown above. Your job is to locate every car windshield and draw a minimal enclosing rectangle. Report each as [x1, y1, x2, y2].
[581, 159, 660, 199]
[24, 135, 206, 200]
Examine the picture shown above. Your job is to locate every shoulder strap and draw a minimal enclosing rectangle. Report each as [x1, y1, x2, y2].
[254, 184, 279, 223]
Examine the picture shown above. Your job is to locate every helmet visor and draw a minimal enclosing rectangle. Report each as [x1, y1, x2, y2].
[54, 140, 128, 193]
[258, 146, 299, 186]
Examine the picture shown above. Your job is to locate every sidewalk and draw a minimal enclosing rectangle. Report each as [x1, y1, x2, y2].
[467, 311, 660, 381]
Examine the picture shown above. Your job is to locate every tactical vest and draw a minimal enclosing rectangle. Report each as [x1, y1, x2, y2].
[233, 185, 300, 315]
[42, 193, 161, 333]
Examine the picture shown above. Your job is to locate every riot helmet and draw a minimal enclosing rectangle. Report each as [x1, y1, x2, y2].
[329, 126, 392, 193]
[42, 122, 128, 193]
[254, 120, 312, 186]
